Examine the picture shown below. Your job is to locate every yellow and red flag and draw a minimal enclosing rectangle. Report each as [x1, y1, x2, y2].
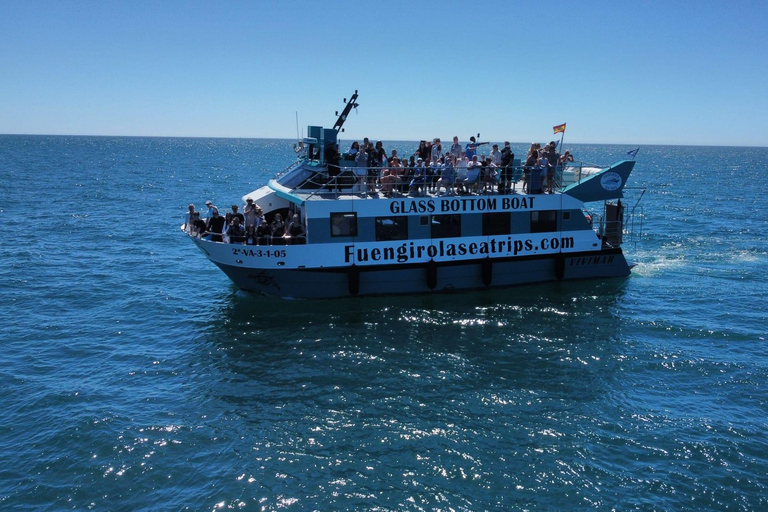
[553, 123, 566, 134]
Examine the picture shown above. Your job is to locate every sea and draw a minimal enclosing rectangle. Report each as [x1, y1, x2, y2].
[1, 135, 767, 511]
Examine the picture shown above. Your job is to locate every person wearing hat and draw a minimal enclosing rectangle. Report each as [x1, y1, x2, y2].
[202, 200, 216, 220]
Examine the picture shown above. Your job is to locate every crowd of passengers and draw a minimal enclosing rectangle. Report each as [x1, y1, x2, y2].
[305, 136, 574, 196]
[183, 198, 305, 245]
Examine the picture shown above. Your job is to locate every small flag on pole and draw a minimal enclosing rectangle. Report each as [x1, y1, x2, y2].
[627, 148, 639, 159]
[553, 123, 566, 134]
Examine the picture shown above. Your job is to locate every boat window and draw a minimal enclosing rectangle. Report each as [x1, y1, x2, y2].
[530, 210, 558, 233]
[375, 216, 408, 241]
[430, 214, 461, 239]
[419, 216, 429, 226]
[482, 212, 511, 236]
[330, 212, 357, 237]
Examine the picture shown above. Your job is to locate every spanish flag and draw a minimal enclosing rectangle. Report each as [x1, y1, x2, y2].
[553, 123, 566, 134]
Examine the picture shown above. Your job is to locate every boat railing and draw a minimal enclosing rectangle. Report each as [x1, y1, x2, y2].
[588, 186, 646, 249]
[184, 226, 307, 246]
[281, 163, 571, 197]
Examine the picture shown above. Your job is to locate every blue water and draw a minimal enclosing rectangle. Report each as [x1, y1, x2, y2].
[1, 135, 767, 511]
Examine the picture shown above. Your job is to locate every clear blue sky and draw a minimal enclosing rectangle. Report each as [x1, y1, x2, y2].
[1, 0, 766, 146]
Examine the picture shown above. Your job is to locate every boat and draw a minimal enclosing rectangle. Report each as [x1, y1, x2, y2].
[184, 91, 644, 299]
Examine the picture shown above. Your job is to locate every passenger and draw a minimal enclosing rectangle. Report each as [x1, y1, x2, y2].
[538, 149, 550, 193]
[480, 160, 498, 194]
[450, 136, 463, 160]
[354, 144, 369, 192]
[414, 141, 428, 161]
[243, 198, 258, 238]
[348, 141, 360, 155]
[408, 158, 427, 196]
[420, 140, 432, 162]
[191, 212, 207, 237]
[500, 142, 515, 194]
[524, 149, 538, 193]
[437, 155, 456, 196]
[255, 214, 271, 245]
[545, 141, 559, 193]
[271, 213, 286, 245]
[429, 158, 442, 193]
[388, 149, 399, 166]
[284, 214, 306, 245]
[226, 205, 244, 227]
[206, 208, 226, 242]
[380, 159, 403, 197]
[559, 150, 574, 164]
[465, 136, 479, 160]
[489, 144, 502, 166]
[457, 156, 481, 194]
[430, 138, 442, 162]
[326, 143, 341, 190]
[183, 204, 196, 232]
[367, 141, 384, 189]
[293, 140, 305, 155]
[228, 217, 247, 244]
[202, 200, 216, 220]
[372, 140, 386, 167]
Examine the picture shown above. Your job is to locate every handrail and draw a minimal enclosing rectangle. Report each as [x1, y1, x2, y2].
[281, 163, 565, 196]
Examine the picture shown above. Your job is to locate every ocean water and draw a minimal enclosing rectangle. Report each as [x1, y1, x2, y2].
[1, 135, 767, 511]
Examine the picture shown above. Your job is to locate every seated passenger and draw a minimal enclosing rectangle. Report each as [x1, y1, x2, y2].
[479, 161, 498, 194]
[206, 208, 226, 242]
[456, 156, 481, 194]
[255, 217, 271, 246]
[380, 159, 403, 197]
[284, 214, 306, 245]
[228, 217, 247, 244]
[271, 213, 285, 245]
[437, 156, 456, 196]
[408, 158, 427, 196]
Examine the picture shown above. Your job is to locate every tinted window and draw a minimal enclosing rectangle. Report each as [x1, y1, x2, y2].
[375, 216, 408, 241]
[431, 214, 461, 239]
[531, 210, 558, 233]
[330, 212, 357, 237]
[483, 212, 511, 236]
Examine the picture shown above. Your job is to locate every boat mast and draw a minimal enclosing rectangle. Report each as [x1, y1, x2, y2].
[332, 90, 359, 133]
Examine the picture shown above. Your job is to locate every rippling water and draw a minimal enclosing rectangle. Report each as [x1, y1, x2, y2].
[1, 136, 767, 510]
